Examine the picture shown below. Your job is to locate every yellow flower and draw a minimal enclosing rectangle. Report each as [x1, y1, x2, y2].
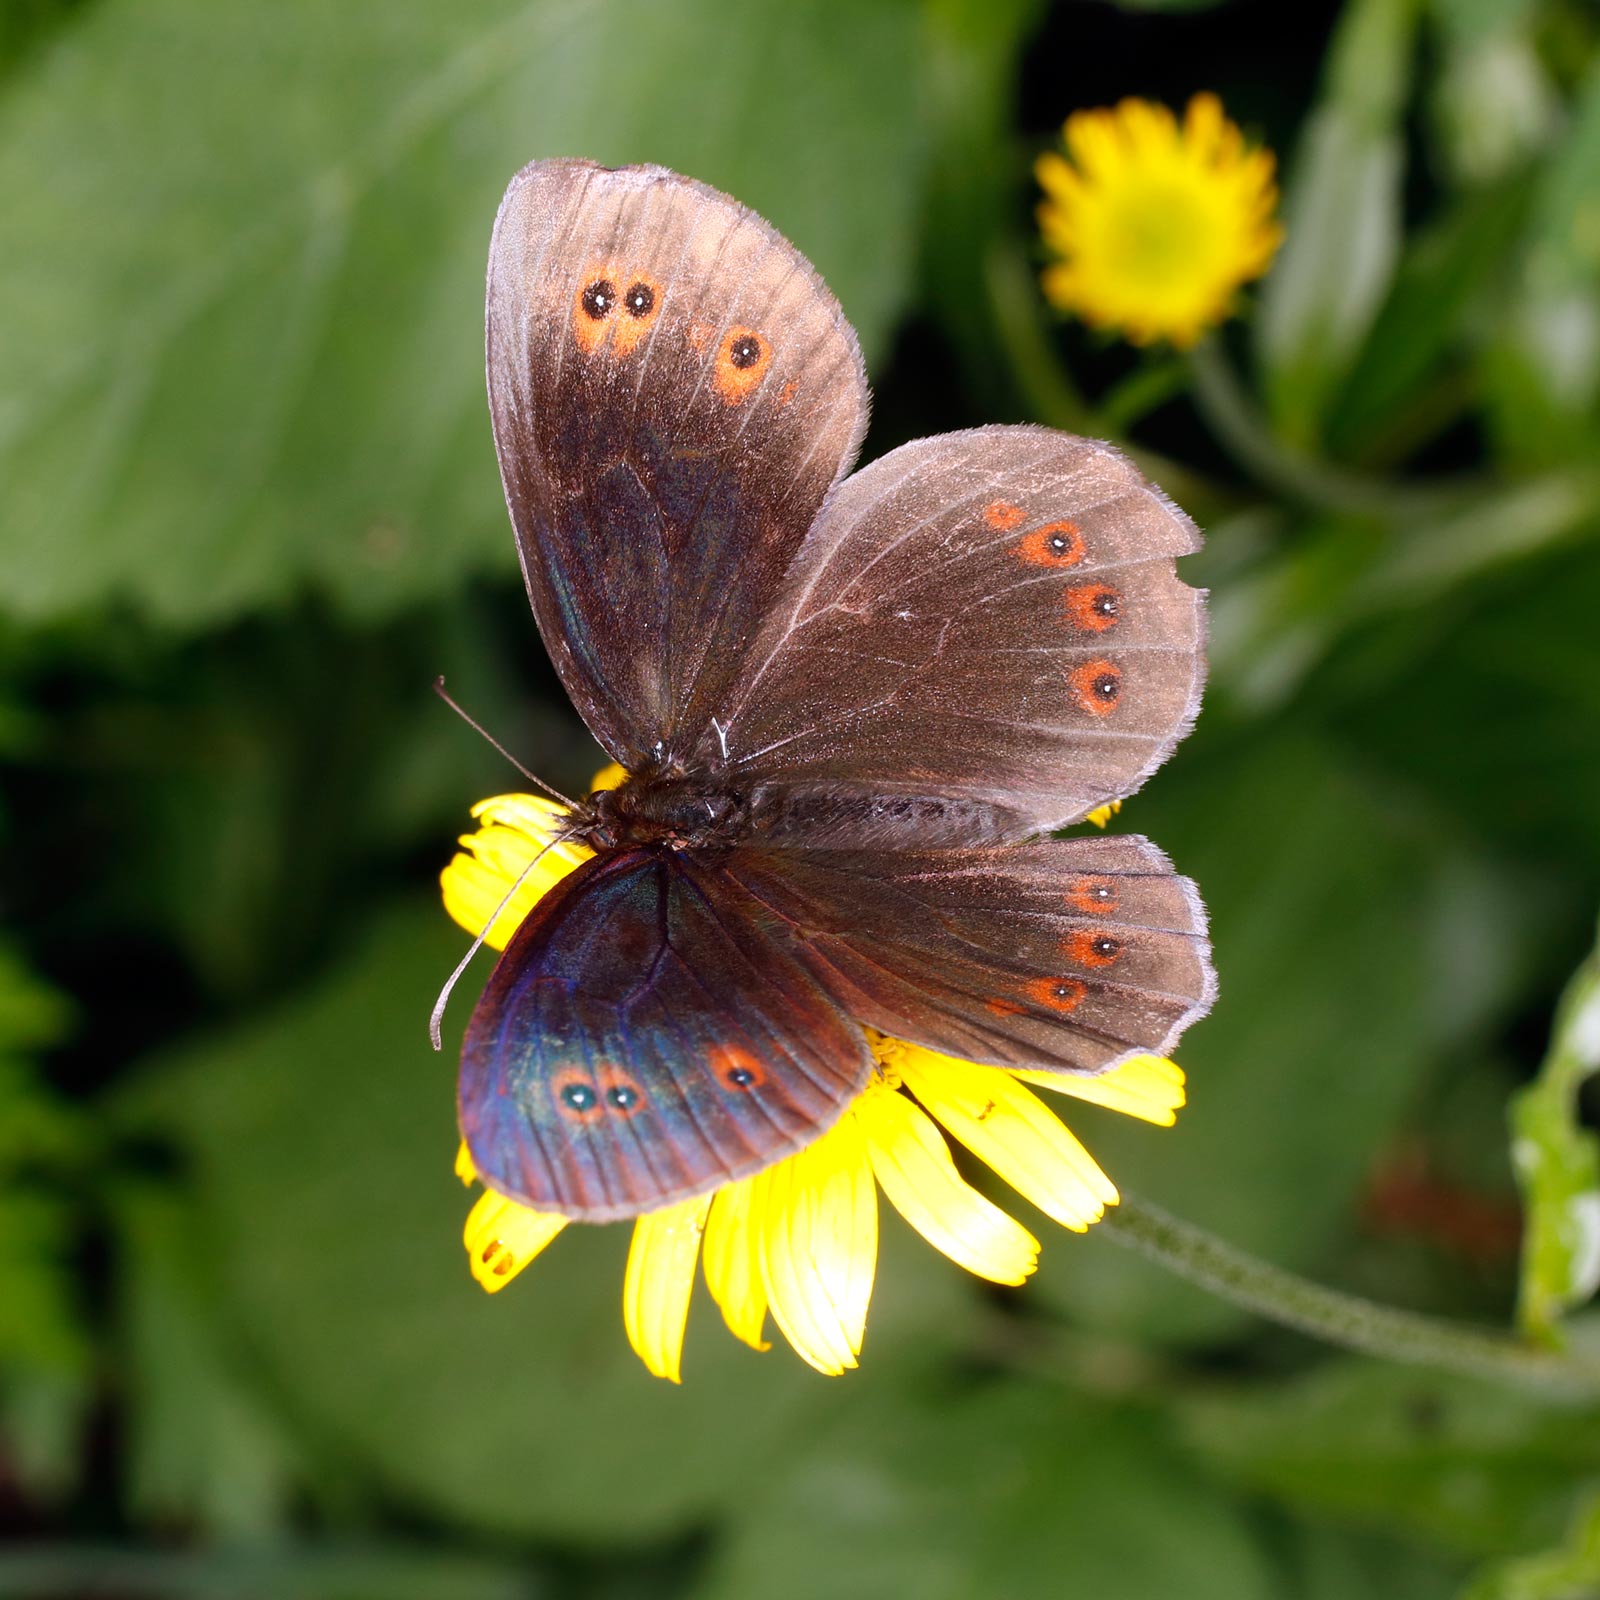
[442, 782, 1185, 1381]
[1035, 92, 1283, 348]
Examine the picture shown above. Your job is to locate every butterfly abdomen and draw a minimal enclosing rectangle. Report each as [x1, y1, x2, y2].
[747, 783, 1016, 849]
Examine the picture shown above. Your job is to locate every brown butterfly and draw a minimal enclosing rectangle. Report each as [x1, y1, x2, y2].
[460, 160, 1214, 1222]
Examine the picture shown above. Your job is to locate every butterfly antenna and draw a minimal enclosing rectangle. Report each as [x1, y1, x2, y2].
[429, 827, 581, 1050]
[432, 677, 579, 810]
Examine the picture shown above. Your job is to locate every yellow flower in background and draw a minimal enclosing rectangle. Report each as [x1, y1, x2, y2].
[1036, 93, 1283, 348]
[441, 781, 1185, 1382]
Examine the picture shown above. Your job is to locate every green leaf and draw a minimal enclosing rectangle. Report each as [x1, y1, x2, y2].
[1208, 478, 1600, 715]
[1428, 0, 1561, 185]
[114, 1179, 304, 1538]
[1315, 540, 1600, 867]
[1325, 177, 1530, 463]
[1511, 913, 1600, 1342]
[1460, 1491, 1600, 1600]
[1181, 1359, 1600, 1558]
[0, 943, 89, 1499]
[0, 0, 926, 629]
[920, 0, 1058, 423]
[1256, 0, 1421, 446]
[0, 1542, 535, 1600]
[124, 901, 986, 1542]
[1482, 61, 1600, 468]
[695, 1381, 1282, 1600]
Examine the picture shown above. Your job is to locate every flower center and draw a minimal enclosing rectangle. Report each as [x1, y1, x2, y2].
[1105, 184, 1209, 288]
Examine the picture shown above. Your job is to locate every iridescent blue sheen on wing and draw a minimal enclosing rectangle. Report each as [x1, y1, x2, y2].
[459, 849, 872, 1222]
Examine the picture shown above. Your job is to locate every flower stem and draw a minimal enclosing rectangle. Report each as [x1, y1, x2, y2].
[983, 239, 1092, 434]
[1186, 336, 1461, 520]
[1101, 1192, 1600, 1397]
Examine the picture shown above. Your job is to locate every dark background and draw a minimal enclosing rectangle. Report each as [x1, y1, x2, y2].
[2, 0, 1599, 1595]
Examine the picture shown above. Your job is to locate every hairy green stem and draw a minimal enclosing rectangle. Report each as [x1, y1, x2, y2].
[1102, 1193, 1600, 1397]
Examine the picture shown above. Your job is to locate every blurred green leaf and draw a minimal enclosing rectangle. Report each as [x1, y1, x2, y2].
[0, 1194, 88, 1376]
[0, 1541, 536, 1600]
[1316, 541, 1600, 868]
[694, 1381, 1281, 1600]
[1031, 732, 1487, 1344]
[114, 1179, 303, 1538]
[1325, 177, 1528, 463]
[0, 940, 72, 1067]
[1459, 1491, 1600, 1600]
[1291, 1524, 1466, 1600]
[1483, 61, 1600, 466]
[0, 0, 926, 629]
[1429, 0, 1561, 184]
[1181, 1359, 1600, 1558]
[127, 901, 987, 1543]
[0, 943, 89, 1498]
[1209, 474, 1600, 714]
[1511, 913, 1600, 1342]
[920, 0, 1055, 422]
[1256, 0, 1421, 446]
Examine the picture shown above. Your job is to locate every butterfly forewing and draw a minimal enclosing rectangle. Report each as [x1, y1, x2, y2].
[460, 849, 873, 1221]
[487, 160, 869, 764]
[705, 426, 1205, 841]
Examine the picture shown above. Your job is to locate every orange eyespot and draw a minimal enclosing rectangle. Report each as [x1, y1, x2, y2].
[1017, 521, 1085, 568]
[551, 1069, 605, 1124]
[1066, 876, 1120, 915]
[984, 499, 1026, 531]
[610, 274, 663, 357]
[1063, 583, 1121, 633]
[598, 1066, 647, 1118]
[572, 268, 622, 355]
[712, 325, 772, 404]
[710, 1044, 768, 1092]
[1025, 976, 1088, 1014]
[1068, 659, 1122, 717]
[1064, 930, 1124, 969]
[572, 266, 661, 358]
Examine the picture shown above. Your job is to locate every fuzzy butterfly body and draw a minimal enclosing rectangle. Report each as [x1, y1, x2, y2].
[461, 160, 1214, 1221]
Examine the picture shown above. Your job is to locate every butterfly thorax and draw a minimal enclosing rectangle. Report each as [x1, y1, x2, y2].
[583, 770, 751, 852]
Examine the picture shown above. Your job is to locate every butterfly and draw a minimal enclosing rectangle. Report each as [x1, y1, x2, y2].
[460, 159, 1214, 1223]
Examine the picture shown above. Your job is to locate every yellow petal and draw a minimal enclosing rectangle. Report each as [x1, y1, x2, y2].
[859, 1084, 1039, 1285]
[1084, 798, 1124, 829]
[702, 1177, 770, 1351]
[455, 1141, 478, 1186]
[589, 762, 627, 792]
[1013, 1054, 1186, 1127]
[755, 1118, 878, 1375]
[623, 1195, 713, 1383]
[439, 794, 594, 949]
[897, 1049, 1118, 1232]
[463, 1190, 567, 1292]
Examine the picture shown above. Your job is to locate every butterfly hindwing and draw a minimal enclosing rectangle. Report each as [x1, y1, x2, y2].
[487, 160, 869, 764]
[460, 848, 873, 1221]
[727, 835, 1213, 1075]
[705, 426, 1205, 842]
